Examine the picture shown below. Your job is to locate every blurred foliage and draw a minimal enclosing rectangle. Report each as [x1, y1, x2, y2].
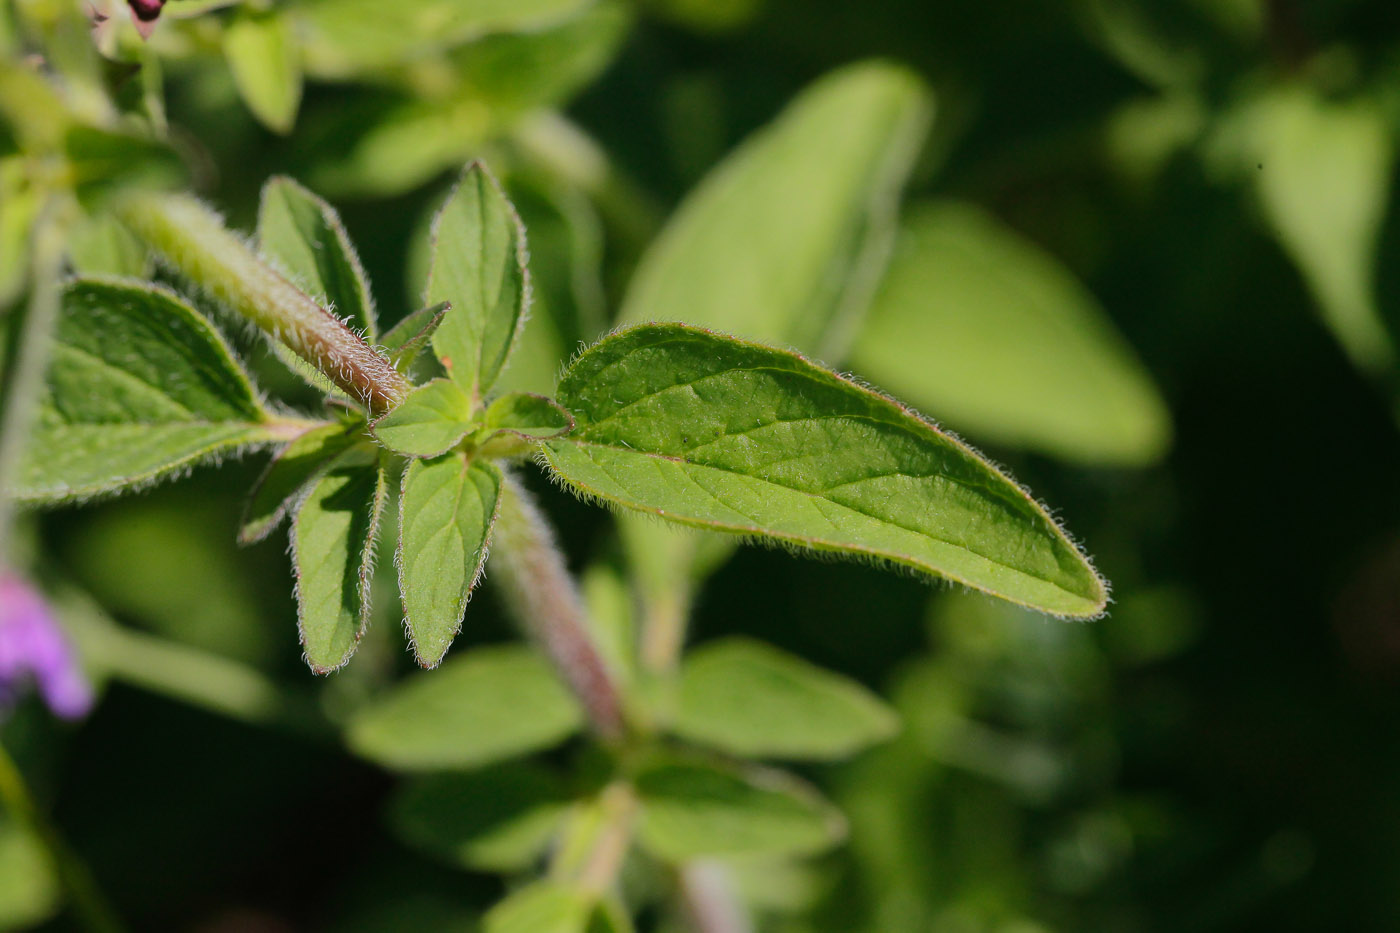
[6, 0, 1400, 930]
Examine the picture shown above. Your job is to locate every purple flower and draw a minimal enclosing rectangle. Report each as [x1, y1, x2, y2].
[0, 574, 93, 720]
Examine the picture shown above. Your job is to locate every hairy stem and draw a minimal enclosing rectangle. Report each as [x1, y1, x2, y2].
[490, 471, 626, 740]
[0, 743, 125, 933]
[117, 192, 411, 415]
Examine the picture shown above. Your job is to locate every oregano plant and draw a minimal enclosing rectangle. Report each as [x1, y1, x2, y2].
[7, 159, 1105, 928]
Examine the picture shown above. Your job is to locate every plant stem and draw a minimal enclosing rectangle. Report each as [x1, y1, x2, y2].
[116, 192, 411, 415]
[0, 742, 125, 933]
[490, 471, 626, 741]
[0, 197, 63, 548]
[679, 861, 752, 933]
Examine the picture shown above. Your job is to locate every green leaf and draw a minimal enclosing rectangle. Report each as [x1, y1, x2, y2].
[14, 278, 280, 503]
[426, 162, 530, 399]
[481, 391, 573, 440]
[224, 8, 303, 135]
[482, 881, 593, 933]
[0, 158, 38, 307]
[634, 755, 845, 860]
[545, 325, 1106, 619]
[67, 212, 149, 278]
[240, 422, 361, 545]
[371, 378, 476, 458]
[847, 201, 1171, 466]
[397, 454, 502, 666]
[346, 644, 583, 769]
[63, 125, 185, 206]
[291, 449, 387, 672]
[618, 60, 932, 357]
[383, 301, 450, 370]
[0, 822, 58, 930]
[389, 764, 571, 871]
[674, 638, 899, 760]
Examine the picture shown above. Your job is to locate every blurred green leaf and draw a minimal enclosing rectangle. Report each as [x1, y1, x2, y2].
[63, 125, 184, 205]
[13, 279, 279, 503]
[618, 60, 932, 358]
[66, 212, 149, 278]
[634, 754, 846, 860]
[291, 449, 386, 672]
[240, 421, 360, 545]
[258, 175, 377, 339]
[481, 391, 573, 440]
[427, 162, 529, 398]
[347, 644, 583, 769]
[371, 378, 475, 457]
[673, 637, 899, 760]
[224, 8, 302, 134]
[847, 201, 1171, 465]
[0, 822, 58, 929]
[0, 157, 37, 307]
[545, 324, 1107, 618]
[397, 453, 501, 667]
[482, 881, 592, 933]
[389, 763, 571, 871]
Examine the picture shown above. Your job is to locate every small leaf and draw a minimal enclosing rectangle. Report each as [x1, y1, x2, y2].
[347, 644, 583, 770]
[847, 201, 1171, 466]
[63, 126, 185, 206]
[224, 8, 303, 134]
[634, 754, 845, 860]
[397, 454, 502, 666]
[673, 638, 898, 760]
[545, 324, 1106, 619]
[390, 764, 571, 871]
[14, 278, 280, 503]
[67, 212, 149, 278]
[291, 449, 386, 673]
[257, 175, 377, 339]
[427, 162, 530, 399]
[617, 60, 932, 357]
[240, 422, 360, 545]
[371, 378, 476, 458]
[382, 301, 450, 370]
[482, 881, 593, 933]
[481, 391, 573, 441]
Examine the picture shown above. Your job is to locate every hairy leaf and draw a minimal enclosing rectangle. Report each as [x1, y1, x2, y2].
[618, 60, 931, 358]
[240, 422, 361, 544]
[258, 176, 377, 338]
[674, 638, 898, 760]
[14, 279, 279, 503]
[481, 391, 573, 440]
[291, 450, 386, 672]
[397, 453, 501, 666]
[634, 755, 845, 860]
[427, 162, 529, 398]
[382, 301, 450, 369]
[224, 9, 302, 135]
[545, 325, 1106, 618]
[347, 644, 583, 769]
[848, 202, 1171, 466]
[371, 378, 475, 457]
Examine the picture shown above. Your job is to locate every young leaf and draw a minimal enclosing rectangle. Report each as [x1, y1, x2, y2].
[224, 8, 303, 135]
[848, 201, 1171, 466]
[371, 378, 475, 458]
[544, 324, 1107, 619]
[390, 764, 571, 871]
[482, 881, 594, 933]
[397, 454, 502, 666]
[481, 391, 573, 441]
[291, 449, 386, 673]
[617, 60, 932, 358]
[346, 644, 583, 770]
[382, 301, 450, 370]
[258, 176, 377, 339]
[13, 278, 281, 503]
[634, 754, 846, 860]
[66, 213, 149, 278]
[673, 638, 898, 760]
[426, 162, 530, 399]
[240, 422, 361, 545]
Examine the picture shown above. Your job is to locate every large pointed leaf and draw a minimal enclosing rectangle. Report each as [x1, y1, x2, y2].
[618, 60, 932, 358]
[14, 278, 280, 503]
[426, 162, 529, 398]
[848, 201, 1171, 466]
[544, 325, 1106, 618]
[397, 453, 502, 666]
[258, 175, 377, 339]
[347, 644, 583, 769]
